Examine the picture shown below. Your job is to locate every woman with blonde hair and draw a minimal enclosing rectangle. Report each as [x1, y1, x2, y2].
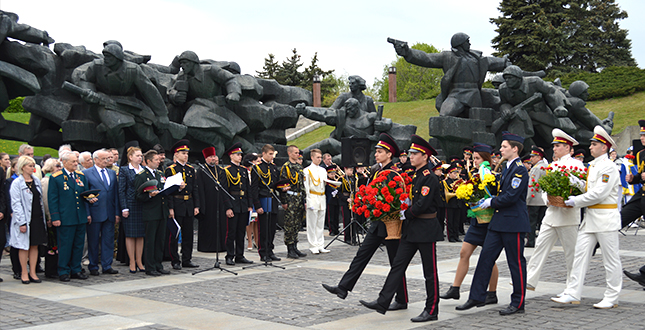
[118, 144, 146, 273]
[9, 156, 47, 284]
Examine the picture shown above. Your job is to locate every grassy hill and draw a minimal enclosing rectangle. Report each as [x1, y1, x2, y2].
[1, 113, 58, 157]
[290, 91, 645, 149]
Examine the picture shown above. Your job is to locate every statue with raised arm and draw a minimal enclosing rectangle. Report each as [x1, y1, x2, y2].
[565, 80, 614, 141]
[77, 44, 170, 147]
[389, 33, 511, 117]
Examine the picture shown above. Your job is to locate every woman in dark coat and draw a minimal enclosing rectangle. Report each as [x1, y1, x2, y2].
[118, 146, 146, 273]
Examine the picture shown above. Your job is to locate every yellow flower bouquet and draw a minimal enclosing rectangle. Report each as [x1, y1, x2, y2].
[455, 172, 498, 224]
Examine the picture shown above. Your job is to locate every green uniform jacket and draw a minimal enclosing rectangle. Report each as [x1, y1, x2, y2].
[48, 169, 89, 226]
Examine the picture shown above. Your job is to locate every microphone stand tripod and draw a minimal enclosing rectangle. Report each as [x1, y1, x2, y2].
[192, 162, 237, 276]
[244, 164, 285, 270]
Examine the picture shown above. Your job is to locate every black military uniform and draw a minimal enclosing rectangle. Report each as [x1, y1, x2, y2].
[361, 134, 443, 322]
[165, 139, 200, 269]
[195, 147, 227, 253]
[135, 167, 169, 276]
[221, 143, 253, 264]
[326, 165, 342, 236]
[397, 151, 415, 175]
[323, 133, 408, 307]
[250, 152, 280, 261]
[280, 157, 307, 258]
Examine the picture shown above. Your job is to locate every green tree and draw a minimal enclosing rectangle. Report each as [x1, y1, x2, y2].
[491, 0, 636, 73]
[255, 53, 280, 79]
[5, 96, 26, 113]
[490, 0, 569, 72]
[374, 43, 443, 102]
[275, 48, 305, 86]
[563, 0, 635, 73]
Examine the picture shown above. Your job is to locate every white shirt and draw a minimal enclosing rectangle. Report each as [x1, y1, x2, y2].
[94, 165, 110, 186]
[304, 164, 340, 210]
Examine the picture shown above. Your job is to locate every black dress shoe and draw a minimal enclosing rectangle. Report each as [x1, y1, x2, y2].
[499, 304, 524, 315]
[102, 268, 119, 274]
[261, 256, 271, 262]
[235, 257, 254, 264]
[13, 273, 21, 280]
[455, 299, 485, 311]
[485, 291, 498, 305]
[440, 286, 460, 300]
[624, 270, 645, 286]
[322, 283, 348, 299]
[158, 269, 170, 275]
[145, 270, 161, 276]
[411, 310, 438, 322]
[359, 299, 387, 315]
[388, 301, 408, 311]
[59, 274, 70, 282]
[172, 263, 182, 270]
[225, 257, 235, 266]
[71, 272, 88, 280]
[28, 275, 42, 283]
[21, 278, 30, 284]
[269, 254, 281, 261]
[182, 261, 199, 268]
[293, 246, 307, 257]
[89, 269, 100, 276]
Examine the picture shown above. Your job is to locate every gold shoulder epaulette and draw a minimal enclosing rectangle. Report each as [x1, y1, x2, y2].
[187, 164, 194, 168]
[423, 169, 431, 176]
[52, 170, 63, 177]
[223, 165, 231, 169]
[75, 170, 85, 175]
[169, 164, 176, 167]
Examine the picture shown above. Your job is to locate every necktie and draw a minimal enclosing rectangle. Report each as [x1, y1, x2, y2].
[101, 169, 109, 186]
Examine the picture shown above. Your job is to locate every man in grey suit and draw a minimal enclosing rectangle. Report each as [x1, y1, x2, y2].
[83, 149, 120, 275]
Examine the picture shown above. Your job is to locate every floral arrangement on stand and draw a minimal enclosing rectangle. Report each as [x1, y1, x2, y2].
[352, 170, 412, 239]
[537, 163, 588, 208]
[455, 172, 498, 224]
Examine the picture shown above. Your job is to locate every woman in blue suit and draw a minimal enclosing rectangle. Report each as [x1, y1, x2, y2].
[119, 146, 146, 273]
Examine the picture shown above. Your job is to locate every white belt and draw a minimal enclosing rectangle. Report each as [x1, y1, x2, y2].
[286, 191, 301, 196]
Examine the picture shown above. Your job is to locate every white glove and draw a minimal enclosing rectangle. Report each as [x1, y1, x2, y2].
[565, 196, 576, 207]
[331, 190, 338, 197]
[400, 210, 406, 220]
[480, 198, 492, 209]
[569, 176, 585, 190]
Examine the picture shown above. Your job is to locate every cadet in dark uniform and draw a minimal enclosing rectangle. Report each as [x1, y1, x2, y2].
[443, 164, 463, 242]
[326, 165, 342, 236]
[135, 150, 171, 276]
[339, 167, 358, 245]
[280, 145, 307, 259]
[250, 144, 281, 262]
[397, 150, 415, 175]
[165, 139, 200, 269]
[360, 134, 443, 322]
[48, 152, 92, 281]
[457, 131, 530, 315]
[221, 143, 254, 265]
[623, 119, 645, 285]
[322, 133, 409, 310]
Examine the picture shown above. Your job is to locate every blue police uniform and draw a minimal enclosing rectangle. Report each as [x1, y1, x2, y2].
[468, 157, 530, 310]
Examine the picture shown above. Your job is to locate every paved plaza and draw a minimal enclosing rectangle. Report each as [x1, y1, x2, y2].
[1, 227, 645, 330]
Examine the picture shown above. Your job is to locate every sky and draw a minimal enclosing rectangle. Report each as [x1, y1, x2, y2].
[2, 0, 643, 86]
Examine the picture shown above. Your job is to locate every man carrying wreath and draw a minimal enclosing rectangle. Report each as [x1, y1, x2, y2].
[552, 126, 622, 309]
[322, 133, 409, 311]
[526, 129, 584, 292]
[359, 134, 443, 322]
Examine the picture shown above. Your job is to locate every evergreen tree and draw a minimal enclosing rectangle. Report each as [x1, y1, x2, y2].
[491, 0, 636, 73]
[255, 53, 280, 79]
[490, 0, 569, 72]
[275, 48, 305, 86]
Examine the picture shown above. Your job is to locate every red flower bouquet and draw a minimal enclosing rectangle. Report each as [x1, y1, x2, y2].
[352, 169, 412, 239]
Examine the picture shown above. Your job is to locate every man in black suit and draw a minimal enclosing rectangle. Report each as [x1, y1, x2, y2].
[322, 133, 409, 310]
[135, 150, 172, 276]
[165, 139, 200, 269]
[456, 131, 530, 315]
[360, 134, 443, 322]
